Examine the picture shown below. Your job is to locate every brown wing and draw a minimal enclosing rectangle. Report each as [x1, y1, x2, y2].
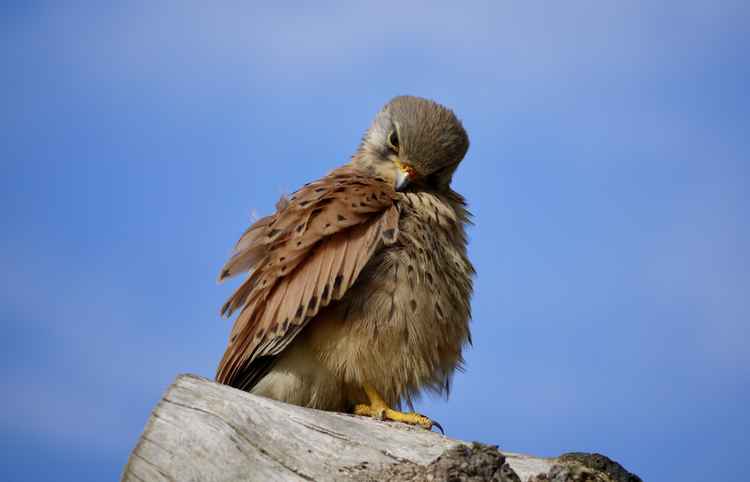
[216, 166, 400, 388]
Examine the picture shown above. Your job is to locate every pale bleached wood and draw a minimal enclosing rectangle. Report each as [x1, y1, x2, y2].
[121, 374, 559, 482]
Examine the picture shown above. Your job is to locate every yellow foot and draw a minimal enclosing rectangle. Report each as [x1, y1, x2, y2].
[353, 404, 443, 433]
[352, 384, 444, 434]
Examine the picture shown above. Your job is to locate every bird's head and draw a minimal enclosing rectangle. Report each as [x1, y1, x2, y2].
[352, 96, 469, 192]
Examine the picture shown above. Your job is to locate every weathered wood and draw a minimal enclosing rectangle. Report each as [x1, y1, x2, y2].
[122, 374, 639, 482]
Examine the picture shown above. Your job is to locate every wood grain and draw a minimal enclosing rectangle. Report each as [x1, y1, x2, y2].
[121, 374, 558, 482]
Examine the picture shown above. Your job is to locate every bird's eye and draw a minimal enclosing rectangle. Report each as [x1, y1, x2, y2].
[387, 130, 400, 153]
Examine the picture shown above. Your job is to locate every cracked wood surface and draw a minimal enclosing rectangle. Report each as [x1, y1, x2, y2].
[122, 374, 554, 481]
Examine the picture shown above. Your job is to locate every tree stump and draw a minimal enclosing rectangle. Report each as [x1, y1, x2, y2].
[122, 374, 640, 482]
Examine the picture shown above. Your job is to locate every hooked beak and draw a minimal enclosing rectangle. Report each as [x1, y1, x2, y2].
[395, 160, 415, 191]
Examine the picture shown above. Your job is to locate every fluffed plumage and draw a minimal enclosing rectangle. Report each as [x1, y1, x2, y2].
[217, 96, 474, 414]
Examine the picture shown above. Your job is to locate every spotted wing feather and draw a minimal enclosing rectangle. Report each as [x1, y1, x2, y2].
[216, 167, 401, 387]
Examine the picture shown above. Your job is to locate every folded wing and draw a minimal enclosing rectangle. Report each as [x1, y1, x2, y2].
[216, 167, 400, 388]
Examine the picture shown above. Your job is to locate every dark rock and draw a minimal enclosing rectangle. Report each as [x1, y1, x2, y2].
[353, 442, 521, 482]
[528, 452, 642, 482]
[557, 453, 642, 482]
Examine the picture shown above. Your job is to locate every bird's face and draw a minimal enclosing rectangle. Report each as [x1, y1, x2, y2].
[352, 96, 469, 192]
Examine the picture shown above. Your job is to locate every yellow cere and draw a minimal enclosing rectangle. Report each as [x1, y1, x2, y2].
[396, 160, 415, 176]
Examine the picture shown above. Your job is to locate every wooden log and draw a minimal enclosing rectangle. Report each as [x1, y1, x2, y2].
[122, 374, 640, 482]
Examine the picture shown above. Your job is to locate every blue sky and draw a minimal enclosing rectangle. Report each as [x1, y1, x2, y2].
[1, 2, 748, 481]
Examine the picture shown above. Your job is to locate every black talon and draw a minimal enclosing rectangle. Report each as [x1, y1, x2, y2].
[431, 420, 445, 435]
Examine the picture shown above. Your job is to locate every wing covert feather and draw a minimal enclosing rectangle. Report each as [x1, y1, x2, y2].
[216, 167, 401, 387]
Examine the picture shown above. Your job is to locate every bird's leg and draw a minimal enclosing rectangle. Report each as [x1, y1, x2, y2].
[353, 383, 443, 433]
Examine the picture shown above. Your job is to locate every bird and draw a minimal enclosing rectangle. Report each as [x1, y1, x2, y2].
[216, 95, 474, 431]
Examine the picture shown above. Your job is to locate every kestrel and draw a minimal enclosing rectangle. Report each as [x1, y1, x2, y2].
[216, 96, 474, 431]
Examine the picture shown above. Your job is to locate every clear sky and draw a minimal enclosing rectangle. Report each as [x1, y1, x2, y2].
[1, 2, 748, 481]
